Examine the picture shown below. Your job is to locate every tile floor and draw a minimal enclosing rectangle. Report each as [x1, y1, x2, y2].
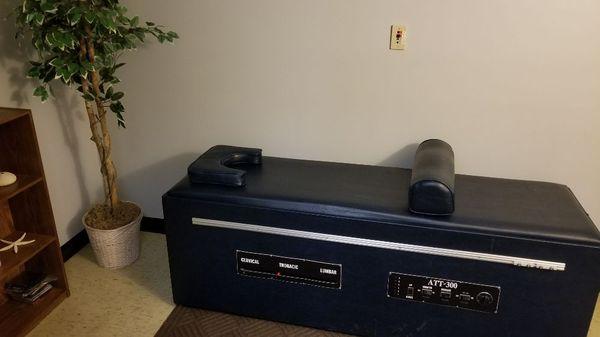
[28, 232, 174, 337]
[27, 232, 600, 337]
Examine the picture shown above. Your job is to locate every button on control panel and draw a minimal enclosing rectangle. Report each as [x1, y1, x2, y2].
[387, 273, 500, 313]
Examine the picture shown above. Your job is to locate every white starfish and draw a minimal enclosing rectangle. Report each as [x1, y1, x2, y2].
[0, 233, 36, 253]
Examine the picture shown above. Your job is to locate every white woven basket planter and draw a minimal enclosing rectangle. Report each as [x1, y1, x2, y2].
[83, 202, 143, 269]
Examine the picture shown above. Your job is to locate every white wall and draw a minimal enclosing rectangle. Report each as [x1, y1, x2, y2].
[1, 0, 599, 244]
[113, 0, 600, 224]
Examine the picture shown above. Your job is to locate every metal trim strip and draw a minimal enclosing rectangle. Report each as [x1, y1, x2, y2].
[192, 217, 566, 271]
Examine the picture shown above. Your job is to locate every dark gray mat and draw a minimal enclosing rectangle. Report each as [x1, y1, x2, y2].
[154, 306, 354, 337]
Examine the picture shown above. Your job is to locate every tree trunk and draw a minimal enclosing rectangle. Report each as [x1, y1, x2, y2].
[79, 37, 109, 202]
[82, 25, 120, 212]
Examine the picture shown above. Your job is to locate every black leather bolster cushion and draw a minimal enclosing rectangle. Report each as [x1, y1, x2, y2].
[409, 139, 455, 215]
[188, 145, 262, 187]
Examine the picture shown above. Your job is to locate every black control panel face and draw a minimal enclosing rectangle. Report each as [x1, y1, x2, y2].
[388, 273, 500, 313]
[236, 251, 342, 289]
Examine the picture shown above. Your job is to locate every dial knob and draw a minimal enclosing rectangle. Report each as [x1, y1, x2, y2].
[476, 292, 494, 306]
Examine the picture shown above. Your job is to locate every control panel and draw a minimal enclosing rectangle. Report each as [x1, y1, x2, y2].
[388, 273, 500, 313]
[236, 251, 342, 289]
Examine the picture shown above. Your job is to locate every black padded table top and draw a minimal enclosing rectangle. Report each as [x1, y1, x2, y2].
[167, 156, 600, 247]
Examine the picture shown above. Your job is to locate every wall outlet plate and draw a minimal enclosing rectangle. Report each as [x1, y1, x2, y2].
[390, 25, 406, 50]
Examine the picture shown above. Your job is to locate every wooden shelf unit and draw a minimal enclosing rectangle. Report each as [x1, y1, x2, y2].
[0, 107, 69, 337]
[0, 175, 43, 203]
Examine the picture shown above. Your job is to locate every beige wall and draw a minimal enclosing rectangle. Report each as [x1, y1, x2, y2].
[114, 0, 600, 224]
[1, 0, 599, 244]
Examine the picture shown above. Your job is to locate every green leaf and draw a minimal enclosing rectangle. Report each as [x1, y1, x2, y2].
[67, 63, 80, 78]
[81, 60, 94, 72]
[111, 91, 124, 100]
[116, 5, 128, 15]
[114, 106, 126, 128]
[59, 66, 72, 81]
[40, 2, 57, 14]
[130, 16, 139, 27]
[68, 9, 82, 25]
[110, 100, 126, 128]
[34, 38, 44, 50]
[33, 86, 49, 101]
[99, 13, 116, 32]
[33, 86, 45, 96]
[45, 31, 56, 47]
[27, 66, 41, 78]
[133, 30, 145, 42]
[82, 92, 95, 101]
[84, 11, 95, 24]
[146, 21, 155, 26]
[49, 57, 64, 67]
[167, 31, 179, 39]
[99, 66, 111, 78]
[110, 101, 124, 113]
[58, 33, 76, 50]
[26, 13, 37, 23]
[48, 31, 64, 49]
[54, 32, 66, 50]
[104, 42, 115, 53]
[33, 13, 44, 25]
[105, 86, 114, 99]
[125, 34, 138, 47]
[94, 55, 105, 68]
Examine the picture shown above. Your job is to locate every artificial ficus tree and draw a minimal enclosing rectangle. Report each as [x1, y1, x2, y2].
[13, 0, 178, 215]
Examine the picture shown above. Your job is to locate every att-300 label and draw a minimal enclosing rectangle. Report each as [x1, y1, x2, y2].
[236, 250, 342, 289]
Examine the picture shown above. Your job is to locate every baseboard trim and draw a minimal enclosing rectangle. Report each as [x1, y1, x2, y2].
[61, 229, 89, 262]
[61, 216, 166, 261]
[141, 216, 166, 234]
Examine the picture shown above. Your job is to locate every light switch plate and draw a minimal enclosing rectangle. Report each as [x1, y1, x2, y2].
[390, 25, 406, 50]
